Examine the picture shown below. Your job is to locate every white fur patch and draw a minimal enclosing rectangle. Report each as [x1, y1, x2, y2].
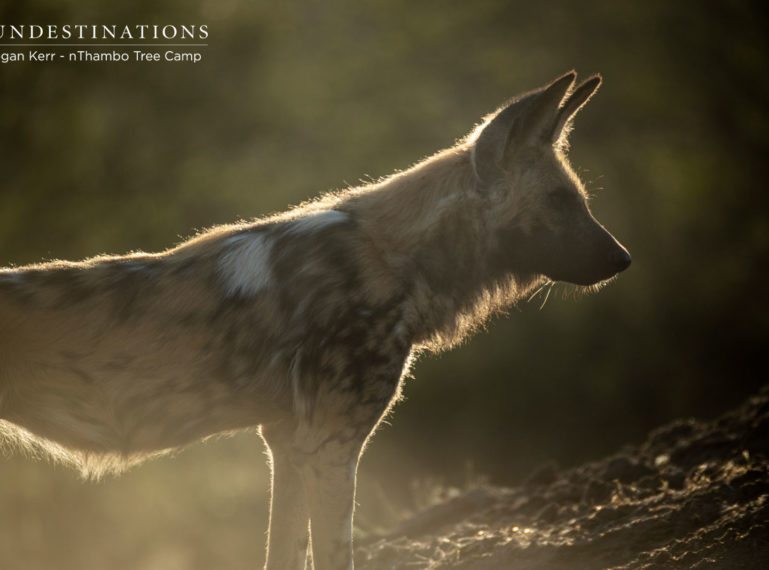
[218, 233, 274, 296]
[286, 210, 349, 235]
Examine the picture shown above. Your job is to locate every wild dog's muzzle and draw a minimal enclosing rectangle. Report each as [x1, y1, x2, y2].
[554, 217, 631, 286]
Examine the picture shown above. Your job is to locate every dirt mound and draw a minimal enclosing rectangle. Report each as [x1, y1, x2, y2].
[357, 386, 769, 569]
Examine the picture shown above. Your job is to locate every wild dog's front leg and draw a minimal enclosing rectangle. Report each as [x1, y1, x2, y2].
[262, 427, 311, 570]
[287, 318, 412, 569]
[302, 434, 364, 570]
[296, 372, 408, 569]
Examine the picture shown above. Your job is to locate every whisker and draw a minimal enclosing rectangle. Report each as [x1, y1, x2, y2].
[540, 281, 557, 310]
[527, 280, 552, 305]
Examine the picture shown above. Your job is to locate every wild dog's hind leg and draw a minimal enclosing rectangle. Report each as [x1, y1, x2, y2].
[261, 425, 311, 570]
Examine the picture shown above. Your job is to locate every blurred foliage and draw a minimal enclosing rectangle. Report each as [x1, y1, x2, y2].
[1, 1, 768, 569]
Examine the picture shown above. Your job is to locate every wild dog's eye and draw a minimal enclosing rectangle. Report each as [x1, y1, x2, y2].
[546, 188, 576, 211]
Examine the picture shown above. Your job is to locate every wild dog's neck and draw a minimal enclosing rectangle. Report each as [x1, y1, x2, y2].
[343, 148, 530, 350]
[344, 148, 474, 254]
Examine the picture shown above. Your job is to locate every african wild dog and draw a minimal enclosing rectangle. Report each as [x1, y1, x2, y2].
[0, 71, 629, 569]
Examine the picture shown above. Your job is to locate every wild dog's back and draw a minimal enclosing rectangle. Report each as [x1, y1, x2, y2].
[0, 228, 287, 470]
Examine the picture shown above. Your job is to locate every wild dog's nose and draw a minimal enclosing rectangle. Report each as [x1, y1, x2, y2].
[612, 245, 632, 274]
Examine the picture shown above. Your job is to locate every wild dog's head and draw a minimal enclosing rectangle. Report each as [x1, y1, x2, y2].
[470, 71, 630, 287]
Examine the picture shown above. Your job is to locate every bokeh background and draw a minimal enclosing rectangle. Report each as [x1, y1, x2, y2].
[1, 1, 768, 569]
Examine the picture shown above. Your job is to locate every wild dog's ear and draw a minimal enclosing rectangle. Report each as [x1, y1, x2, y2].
[517, 71, 579, 143]
[472, 71, 576, 186]
[550, 74, 602, 145]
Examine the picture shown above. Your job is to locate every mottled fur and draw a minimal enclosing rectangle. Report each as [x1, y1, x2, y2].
[0, 71, 629, 569]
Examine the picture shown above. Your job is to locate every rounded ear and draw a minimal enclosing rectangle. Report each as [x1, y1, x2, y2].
[472, 71, 577, 186]
[549, 74, 602, 144]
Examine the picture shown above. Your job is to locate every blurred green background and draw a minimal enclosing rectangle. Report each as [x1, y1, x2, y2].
[1, 1, 768, 569]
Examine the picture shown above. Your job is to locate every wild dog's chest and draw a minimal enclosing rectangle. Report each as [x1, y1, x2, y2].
[298, 298, 413, 367]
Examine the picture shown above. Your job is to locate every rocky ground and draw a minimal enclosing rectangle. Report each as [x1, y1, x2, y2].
[357, 386, 769, 569]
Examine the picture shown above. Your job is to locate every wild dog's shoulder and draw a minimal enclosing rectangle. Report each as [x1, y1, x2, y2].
[213, 206, 410, 335]
[215, 208, 360, 298]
